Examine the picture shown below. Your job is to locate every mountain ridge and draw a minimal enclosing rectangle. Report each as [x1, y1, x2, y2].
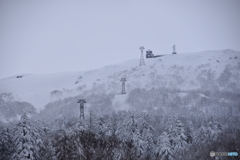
[0, 49, 239, 113]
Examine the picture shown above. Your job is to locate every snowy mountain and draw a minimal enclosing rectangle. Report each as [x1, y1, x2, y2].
[0, 49, 239, 121]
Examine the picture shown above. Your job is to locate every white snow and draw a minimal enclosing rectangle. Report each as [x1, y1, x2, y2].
[0, 49, 239, 112]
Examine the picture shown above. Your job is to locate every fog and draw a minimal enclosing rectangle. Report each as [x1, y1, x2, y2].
[0, 0, 240, 78]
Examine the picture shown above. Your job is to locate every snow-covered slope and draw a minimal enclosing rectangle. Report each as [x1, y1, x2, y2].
[0, 49, 239, 112]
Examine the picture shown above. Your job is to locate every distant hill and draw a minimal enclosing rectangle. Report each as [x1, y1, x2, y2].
[0, 49, 239, 122]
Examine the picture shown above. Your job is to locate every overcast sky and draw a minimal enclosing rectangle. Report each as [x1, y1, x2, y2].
[0, 0, 239, 79]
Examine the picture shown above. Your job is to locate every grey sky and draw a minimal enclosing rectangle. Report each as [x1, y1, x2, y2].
[0, 0, 240, 79]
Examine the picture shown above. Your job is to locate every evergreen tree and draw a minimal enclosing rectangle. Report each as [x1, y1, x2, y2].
[11, 113, 43, 160]
[193, 126, 208, 147]
[154, 131, 174, 160]
[140, 121, 155, 159]
[74, 120, 87, 132]
[206, 121, 223, 142]
[88, 110, 96, 133]
[116, 115, 144, 159]
[127, 116, 144, 159]
[194, 120, 223, 148]
[94, 117, 109, 158]
[0, 127, 14, 160]
[132, 129, 144, 159]
[53, 129, 84, 160]
[174, 120, 188, 157]
[116, 123, 129, 143]
[98, 116, 108, 137]
[39, 133, 56, 160]
[167, 125, 177, 149]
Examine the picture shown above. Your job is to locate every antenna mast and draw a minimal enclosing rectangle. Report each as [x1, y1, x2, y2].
[139, 46, 145, 66]
[172, 44, 177, 54]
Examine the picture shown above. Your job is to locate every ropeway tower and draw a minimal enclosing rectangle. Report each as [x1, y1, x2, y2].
[120, 78, 126, 94]
[77, 99, 86, 120]
[139, 46, 145, 66]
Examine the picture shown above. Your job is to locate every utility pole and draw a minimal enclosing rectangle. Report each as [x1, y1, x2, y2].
[77, 99, 86, 120]
[120, 78, 126, 94]
[139, 46, 145, 66]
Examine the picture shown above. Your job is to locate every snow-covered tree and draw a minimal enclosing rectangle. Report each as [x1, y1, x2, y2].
[154, 131, 174, 160]
[116, 124, 128, 143]
[116, 115, 144, 159]
[0, 127, 14, 160]
[74, 120, 87, 132]
[174, 119, 188, 157]
[39, 133, 57, 160]
[53, 129, 84, 160]
[132, 129, 144, 159]
[127, 115, 138, 134]
[98, 116, 108, 137]
[167, 124, 177, 148]
[191, 120, 223, 159]
[206, 121, 223, 142]
[193, 120, 223, 148]
[127, 116, 144, 158]
[88, 110, 95, 133]
[193, 126, 208, 148]
[140, 121, 155, 159]
[11, 113, 43, 160]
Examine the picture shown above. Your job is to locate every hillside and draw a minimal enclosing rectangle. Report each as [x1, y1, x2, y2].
[0, 49, 239, 118]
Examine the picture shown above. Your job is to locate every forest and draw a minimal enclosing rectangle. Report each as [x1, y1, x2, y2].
[0, 87, 240, 160]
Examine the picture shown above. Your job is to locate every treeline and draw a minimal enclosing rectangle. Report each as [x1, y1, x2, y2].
[1, 87, 240, 160]
[1, 110, 239, 160]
